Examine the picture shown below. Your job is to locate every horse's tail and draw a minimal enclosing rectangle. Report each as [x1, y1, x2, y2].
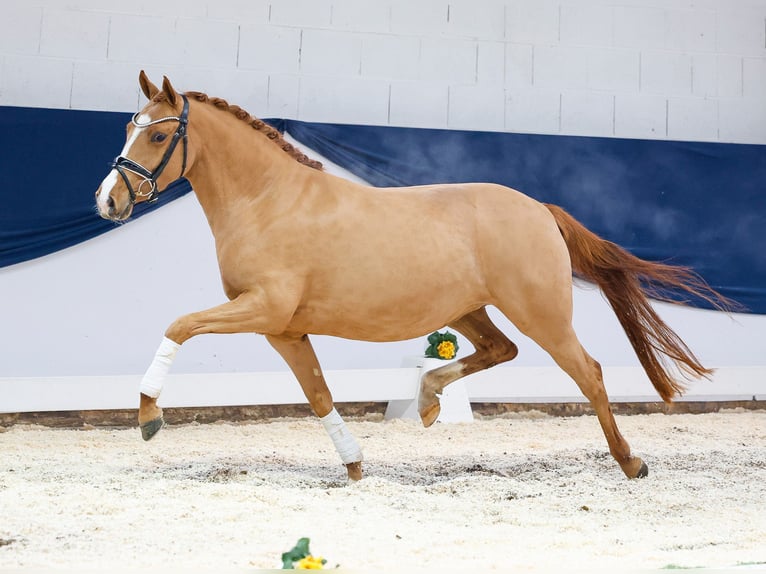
[544, 203, 737, 402]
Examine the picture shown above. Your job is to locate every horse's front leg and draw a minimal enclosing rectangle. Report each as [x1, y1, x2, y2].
[137, 289, 294, 441]
[266, 334, 363, 482]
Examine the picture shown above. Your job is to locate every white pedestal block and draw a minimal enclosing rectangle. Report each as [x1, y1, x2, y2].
[384, 357, 474, 423]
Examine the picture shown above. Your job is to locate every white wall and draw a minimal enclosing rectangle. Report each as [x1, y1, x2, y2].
[1, 0, 765, 142]
[0, 1, 764, 393]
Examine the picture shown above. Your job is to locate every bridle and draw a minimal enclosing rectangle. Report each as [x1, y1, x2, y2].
[110, 94, 189, 204]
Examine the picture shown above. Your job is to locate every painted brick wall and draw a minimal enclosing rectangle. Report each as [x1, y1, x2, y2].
[1, 0, 765, 143]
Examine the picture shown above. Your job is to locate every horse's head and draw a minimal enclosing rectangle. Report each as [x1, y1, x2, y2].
[95, 71, 191, 221]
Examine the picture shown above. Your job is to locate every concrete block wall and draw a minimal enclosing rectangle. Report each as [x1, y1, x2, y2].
[0, 0, 764, 143]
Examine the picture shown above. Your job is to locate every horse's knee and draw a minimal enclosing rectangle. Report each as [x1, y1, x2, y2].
[165, 316, 194, 344]
[577, 359, 608, 403]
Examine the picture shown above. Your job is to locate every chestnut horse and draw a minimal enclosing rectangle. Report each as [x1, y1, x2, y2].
[95, 72, 730, 482]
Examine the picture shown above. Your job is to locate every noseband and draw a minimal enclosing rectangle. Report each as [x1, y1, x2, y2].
[110, 95, 189, 204]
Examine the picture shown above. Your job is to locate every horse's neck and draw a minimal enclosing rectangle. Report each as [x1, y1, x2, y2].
[184, 105, 305, 232]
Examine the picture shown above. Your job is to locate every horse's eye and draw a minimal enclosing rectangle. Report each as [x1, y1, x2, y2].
[151, 132, 167, 143]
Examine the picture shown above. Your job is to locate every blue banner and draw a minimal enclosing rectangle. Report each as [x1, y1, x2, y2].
[0, 106, 191, 267]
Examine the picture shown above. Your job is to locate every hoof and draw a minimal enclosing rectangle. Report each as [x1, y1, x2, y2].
[140, 416, 165, 441]
[419, 403, 441, 428]
[346, 461, 363, 483]
[634, 461, 649, 479]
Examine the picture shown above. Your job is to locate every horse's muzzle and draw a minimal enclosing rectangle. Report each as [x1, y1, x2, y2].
[95, 190, 132, 222]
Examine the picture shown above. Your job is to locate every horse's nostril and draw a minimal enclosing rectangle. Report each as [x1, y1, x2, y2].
[107, 196, 116, 210]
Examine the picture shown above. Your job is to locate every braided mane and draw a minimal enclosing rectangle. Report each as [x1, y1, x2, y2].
[158, 91, 323, 171]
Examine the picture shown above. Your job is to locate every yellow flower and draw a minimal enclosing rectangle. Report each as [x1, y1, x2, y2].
[295, 555, 325, 569]
[437, 340, 456, 359]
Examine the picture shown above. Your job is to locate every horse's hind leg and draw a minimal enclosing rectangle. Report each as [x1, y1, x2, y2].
[530, 326, 648, 479]
[266, 333, 363, 482]
[419, 307, 518, 427]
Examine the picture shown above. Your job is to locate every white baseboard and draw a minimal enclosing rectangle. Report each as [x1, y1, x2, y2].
[1, 366, 763, 414]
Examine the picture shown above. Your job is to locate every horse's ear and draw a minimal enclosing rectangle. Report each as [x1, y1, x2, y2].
[161, 76, 179, 107]
[138, 70, 159, 100]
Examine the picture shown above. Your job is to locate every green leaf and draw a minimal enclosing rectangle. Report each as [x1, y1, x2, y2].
[281, 537, 312, 569]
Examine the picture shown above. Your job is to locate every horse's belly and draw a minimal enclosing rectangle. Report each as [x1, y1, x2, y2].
[288, 264, 489, 341]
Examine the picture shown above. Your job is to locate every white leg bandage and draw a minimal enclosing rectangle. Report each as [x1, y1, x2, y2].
[139, 337, 181, 398]
[320, 408, 363, 464]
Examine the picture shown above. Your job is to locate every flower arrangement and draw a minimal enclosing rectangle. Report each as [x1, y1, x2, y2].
[424, 330, 459, 360]
[282, 537, 328, 570]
